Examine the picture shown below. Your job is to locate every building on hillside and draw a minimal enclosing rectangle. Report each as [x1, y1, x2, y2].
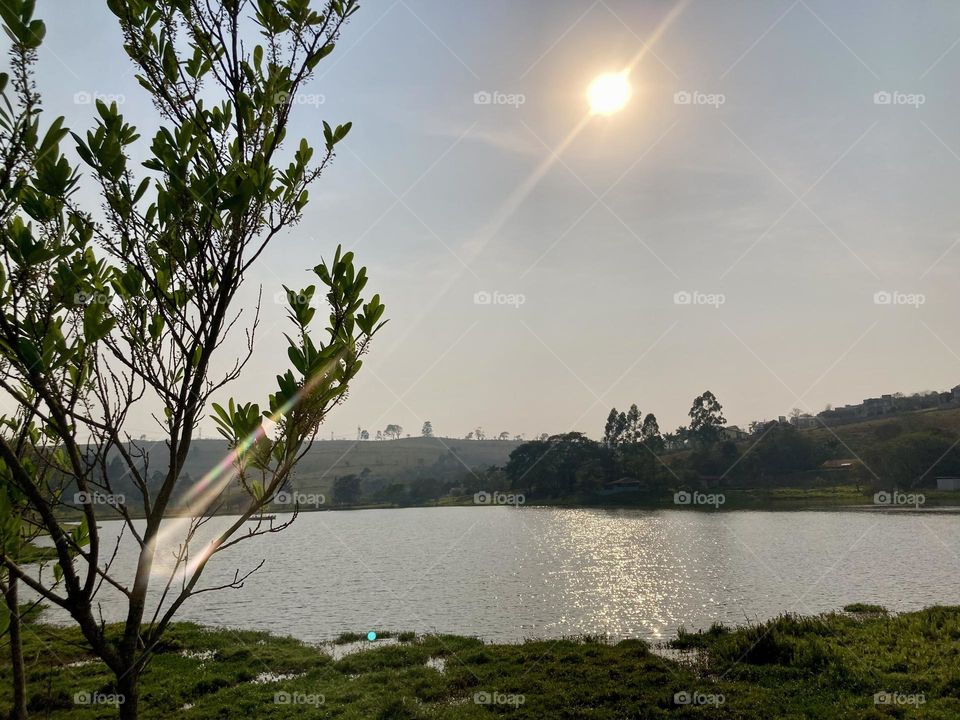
[721, 425, 749, 441]
[664, 437, 687, 451]
[862, 395, 895, 416]
[936, 477, 960, 491]
[953, 385, 960, 402]
[790, 413, 818, 429]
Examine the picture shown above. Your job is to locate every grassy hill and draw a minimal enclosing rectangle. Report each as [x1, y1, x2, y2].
[802, 405, 960, 454]
[174, 436, 519, 495]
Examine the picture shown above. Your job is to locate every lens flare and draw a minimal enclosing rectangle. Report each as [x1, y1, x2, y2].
[588, 72, 631, 115]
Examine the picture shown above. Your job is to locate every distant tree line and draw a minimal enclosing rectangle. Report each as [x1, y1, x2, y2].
[331, 394, 960, 507]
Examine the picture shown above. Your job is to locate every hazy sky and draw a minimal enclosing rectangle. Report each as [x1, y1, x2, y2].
[22, 0, 960, 440]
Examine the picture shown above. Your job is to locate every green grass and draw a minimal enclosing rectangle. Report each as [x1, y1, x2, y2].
[3, 606, 960, 718]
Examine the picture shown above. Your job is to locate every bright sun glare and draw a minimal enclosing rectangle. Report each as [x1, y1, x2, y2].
[587, 72, 630, 115]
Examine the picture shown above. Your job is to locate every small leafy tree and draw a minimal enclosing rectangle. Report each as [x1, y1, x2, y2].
[421, 420, 433, 437]
[0, 2, 384, 718]
[384, 423, 402, 440]
[331, 474, 361, 505]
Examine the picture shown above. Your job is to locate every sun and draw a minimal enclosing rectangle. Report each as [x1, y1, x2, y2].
[587, 72, 631, 115]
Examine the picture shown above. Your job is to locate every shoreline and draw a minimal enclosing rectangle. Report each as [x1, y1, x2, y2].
[5, 604, 958, 718]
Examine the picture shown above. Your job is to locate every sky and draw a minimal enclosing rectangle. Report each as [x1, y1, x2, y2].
[19, 0, 960, 441]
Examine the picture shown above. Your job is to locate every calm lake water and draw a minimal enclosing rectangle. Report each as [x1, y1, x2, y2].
[37, 507, 960, 643]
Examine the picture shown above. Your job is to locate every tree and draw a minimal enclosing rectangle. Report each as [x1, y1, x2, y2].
[625, 404, 641, 443]
[869, 431, 960, 489]
[603, 408, 619, 446]
[498, 431, 510, 440]
[360, 429, 369, 440]
[421, 420, 433, 437]
[376, 430, 383, 441]
[640, 413, 664, 452]
[465, 431, 474, 440]
[384, 424, 403, 440]
[332, 474, 362, 505]
[0, 437, 56, 720]
[689, 391, 727, 446]
[505, 432, 611, 497]
[0, 2, 384, 718]
[474, 426, 485, 440]
[408, 477, 442, 504]
[376, 483, 407, 505]
[0, 6, 67, 711]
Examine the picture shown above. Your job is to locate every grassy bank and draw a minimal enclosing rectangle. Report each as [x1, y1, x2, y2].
[2, 606, 959, 718]
[442, 485, 960, 512]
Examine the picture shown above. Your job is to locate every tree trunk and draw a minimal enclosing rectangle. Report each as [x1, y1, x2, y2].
[116, 668, 139, 720]
[4, 577, 28, 720]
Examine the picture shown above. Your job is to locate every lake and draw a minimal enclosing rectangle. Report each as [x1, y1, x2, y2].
[36, 506, 960, 643]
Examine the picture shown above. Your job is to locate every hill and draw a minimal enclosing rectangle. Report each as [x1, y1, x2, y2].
[174, 436, 519, 495]
[801, 405, 960, 453]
